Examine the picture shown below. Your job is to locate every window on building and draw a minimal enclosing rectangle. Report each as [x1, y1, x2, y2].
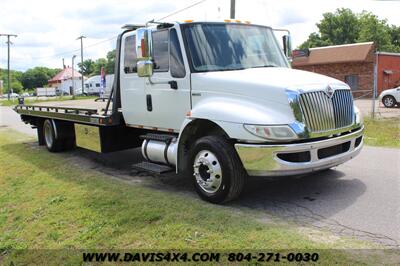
[124, 35, 137, 74]
[345, 75, 359, 90]
[152, 30, 169, 72]
[170, 29, 186, 78]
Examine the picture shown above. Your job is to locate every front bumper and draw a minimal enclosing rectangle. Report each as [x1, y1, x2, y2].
[235, 127, 364, 176]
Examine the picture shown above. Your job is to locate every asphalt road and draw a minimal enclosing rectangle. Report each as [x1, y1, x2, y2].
[1, 105, 399, 247]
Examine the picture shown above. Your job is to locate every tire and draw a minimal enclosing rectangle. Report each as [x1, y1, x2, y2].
[189, 136, 246, 204]
[382, 95, 396, 108]
[43, 119, 63, 152]
[42, 119, 75, 152]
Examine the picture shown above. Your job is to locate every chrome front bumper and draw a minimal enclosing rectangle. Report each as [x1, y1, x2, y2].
[235, 127, 364, 176]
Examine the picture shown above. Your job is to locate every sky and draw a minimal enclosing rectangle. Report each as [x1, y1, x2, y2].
[0, 0, 399, 71]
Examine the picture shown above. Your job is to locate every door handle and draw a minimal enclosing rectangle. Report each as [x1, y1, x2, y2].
[146, 94, 152, 112]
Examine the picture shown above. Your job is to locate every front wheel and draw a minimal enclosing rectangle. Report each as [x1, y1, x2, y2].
[382, 95, 396, 108]
[190, 136, 246, 204]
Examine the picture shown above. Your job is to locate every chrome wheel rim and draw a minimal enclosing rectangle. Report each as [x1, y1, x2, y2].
[193, 150, 222, 193]
[44, 123, 53, 148]
[384, 97, 394, 107]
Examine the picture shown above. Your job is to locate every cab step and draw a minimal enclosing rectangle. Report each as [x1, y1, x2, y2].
[132, 161, 174, 174]
[140, 133, 175, 143]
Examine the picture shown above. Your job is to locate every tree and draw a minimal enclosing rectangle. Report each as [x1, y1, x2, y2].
[389, 25, 400, 49]
[358, 11, 393, 52]
[299, 33, 331, 49]
[93, 58, 107, 75]
[0, 69, 23, 93]
[78, 59, 96, 76]
[105, 49, 116, 74]
[299, 8, 400, 52]
[20, 67, 60, 89]
[318, 8, 360, 45]
[11, 81, 23, 93]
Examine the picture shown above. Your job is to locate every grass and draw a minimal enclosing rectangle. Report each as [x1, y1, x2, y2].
[363, 117, 400, 148]
[0, 129, 397, 265]
[0, 95, 97, 106]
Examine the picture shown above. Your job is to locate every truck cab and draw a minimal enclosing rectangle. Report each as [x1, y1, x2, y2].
[16, 20, 364, 203]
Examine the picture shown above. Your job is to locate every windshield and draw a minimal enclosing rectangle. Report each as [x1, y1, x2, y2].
[183, 23, 289, 72]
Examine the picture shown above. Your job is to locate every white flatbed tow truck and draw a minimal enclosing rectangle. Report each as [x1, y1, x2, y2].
[15, 20, 364, 203]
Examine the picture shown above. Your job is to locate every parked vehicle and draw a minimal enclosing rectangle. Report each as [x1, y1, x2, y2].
[56, 87, 85, 96]
[8, 92, 20, 98]
[84, 74, 114, 95]
[37, 87, 56, 97]
[15, 21, 364, 203]
[21, 92, 30, 97]
[379, 86, 400, 108]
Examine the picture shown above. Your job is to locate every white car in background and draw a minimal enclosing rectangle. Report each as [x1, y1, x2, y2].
[379, 86, 400, 108]
[7, 93, 20, 98]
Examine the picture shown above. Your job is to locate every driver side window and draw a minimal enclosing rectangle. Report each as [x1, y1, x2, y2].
[152, 30, 169, 72]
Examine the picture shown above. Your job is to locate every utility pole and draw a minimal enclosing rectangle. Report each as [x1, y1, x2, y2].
[372, 52, 378, 119]
[76, 35, 86, 94]
[0, 33, 17, 100]
[230, 0, 235, 19]
[72, 55, 77, 99]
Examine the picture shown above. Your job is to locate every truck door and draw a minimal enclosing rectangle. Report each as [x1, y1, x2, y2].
[120, 33, 148, 126]
[144, 28, 191, 131]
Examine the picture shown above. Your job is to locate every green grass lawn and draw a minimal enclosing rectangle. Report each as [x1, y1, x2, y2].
[363, 117, 400, 148]
[0, 95, 97, 107]
[0, 129, 397, 265]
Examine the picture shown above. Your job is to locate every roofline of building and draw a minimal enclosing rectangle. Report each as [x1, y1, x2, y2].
[376, 51, 400, 57]
[308, 41, 374, 51]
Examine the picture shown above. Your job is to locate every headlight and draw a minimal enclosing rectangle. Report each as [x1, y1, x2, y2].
[244, 124, 298, 141]
[354, 105, 363, 125]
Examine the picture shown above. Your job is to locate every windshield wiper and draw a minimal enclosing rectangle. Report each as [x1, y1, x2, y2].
[250, 64, 278, 68]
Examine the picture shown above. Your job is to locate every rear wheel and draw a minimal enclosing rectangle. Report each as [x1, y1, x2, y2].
[43, 119, 62, 152]
[42, 119, 75, 152]
[190, 136, 246, 204]
[382, 95, 396, 108]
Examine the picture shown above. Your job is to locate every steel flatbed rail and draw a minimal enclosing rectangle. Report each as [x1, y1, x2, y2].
[14, 104, 121, 126]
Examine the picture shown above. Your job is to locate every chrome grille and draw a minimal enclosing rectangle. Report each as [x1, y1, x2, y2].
[299, 89, 354, 132]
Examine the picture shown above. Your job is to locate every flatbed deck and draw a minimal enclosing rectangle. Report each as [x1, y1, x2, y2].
[14, 99, 120, 126]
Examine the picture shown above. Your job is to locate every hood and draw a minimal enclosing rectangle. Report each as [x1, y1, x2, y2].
[380, 87, 399, 96]
[190, 67, 350, 125]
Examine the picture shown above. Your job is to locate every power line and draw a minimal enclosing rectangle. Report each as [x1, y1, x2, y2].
[30, 36, 117, 60]
[157, 0, 207, 21]
[4, 0, 207, 65]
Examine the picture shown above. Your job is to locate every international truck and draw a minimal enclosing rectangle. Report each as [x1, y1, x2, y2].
[15, 20, 364, 203]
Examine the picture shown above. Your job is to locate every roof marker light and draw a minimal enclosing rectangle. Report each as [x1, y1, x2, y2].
[184, 20, 194, 23]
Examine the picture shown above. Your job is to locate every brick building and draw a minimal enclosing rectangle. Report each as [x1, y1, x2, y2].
[292, 42, 400, 97]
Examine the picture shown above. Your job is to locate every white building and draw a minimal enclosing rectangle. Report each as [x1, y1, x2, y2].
[48, 67, 85, 95]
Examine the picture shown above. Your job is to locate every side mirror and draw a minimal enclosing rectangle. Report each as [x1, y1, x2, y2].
[136, 28, 153, 77]
[282, 35, 292, 58]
